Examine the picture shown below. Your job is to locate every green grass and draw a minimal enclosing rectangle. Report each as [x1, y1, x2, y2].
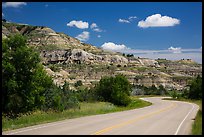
[192, 109, 202, 135]
[2, 96, 151, 132]
[163, 98, 202, 135]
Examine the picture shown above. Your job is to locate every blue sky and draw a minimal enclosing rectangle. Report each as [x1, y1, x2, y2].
[2, 2, 202, 63]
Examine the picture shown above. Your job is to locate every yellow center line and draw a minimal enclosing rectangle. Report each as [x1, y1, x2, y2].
[91, 102, 177, 135]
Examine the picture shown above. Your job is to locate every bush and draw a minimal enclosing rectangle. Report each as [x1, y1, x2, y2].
[41, 85, 62, 111]
[169, 90, 182, 99]
[76, 87, 97, 102]
[61, 82, 80, 110]
[188, 75, 202, 99]
[2, 34, 53, 117]
[126, 54, 134, 57]
[42, 82, 80, 112]
[95, 74, 132, 106]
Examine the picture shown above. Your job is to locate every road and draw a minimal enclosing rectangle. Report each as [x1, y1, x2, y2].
[2, 97, 199, 135]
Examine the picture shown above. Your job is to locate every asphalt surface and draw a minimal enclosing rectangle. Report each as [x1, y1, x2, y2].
[2, 97, 199, 135]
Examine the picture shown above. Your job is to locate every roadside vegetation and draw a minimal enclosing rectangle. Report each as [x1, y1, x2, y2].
[164, 75, 202, 135]
[2, 34, 151, 131]
[132, 84, 168, 96]
[2, 96, 151, 131]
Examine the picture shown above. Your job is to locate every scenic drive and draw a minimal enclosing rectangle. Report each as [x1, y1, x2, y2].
[2, 2, 202, 135]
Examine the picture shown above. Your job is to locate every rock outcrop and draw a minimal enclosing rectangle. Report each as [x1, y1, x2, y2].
[40, 49, 128, 65]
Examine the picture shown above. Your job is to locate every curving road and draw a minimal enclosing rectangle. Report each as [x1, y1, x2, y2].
[2, 97, 199, 135]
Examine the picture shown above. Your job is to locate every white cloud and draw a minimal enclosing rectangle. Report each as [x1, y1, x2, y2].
[101, 42, 128, 51]
[67, 20, 89, 29]
[97, 35, 101, 38]
[118, 18, 130, 23]
[75, 31, 90, 42]
[3, 2, 27, 8]
[90, 23, 103, 32]
[90, 23, 97, 29]
[2, 13, 4, 17]
[93, 28, 102, 32]
[119, 16, 137, 23]
[138, 14, 180, 28]
[168, 46, 182, 53]
[128, 16, 137, 20]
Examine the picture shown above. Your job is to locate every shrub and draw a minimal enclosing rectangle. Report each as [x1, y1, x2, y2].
[95, 74, 132, 106]
[42, 82, 80, 112]
[2, 34, 53, 117]
[188, 75, 202, 99]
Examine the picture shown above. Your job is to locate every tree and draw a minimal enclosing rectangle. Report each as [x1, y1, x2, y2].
[126, 54, 134, 57]
[158, 85, 166, 95]
[149, 84, 158, 95]
[2, 34, 53, 116]
[95, 74, 132, 106]
[188, 75, 202, 99]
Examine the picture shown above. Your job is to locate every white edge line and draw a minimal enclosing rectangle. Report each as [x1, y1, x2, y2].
[5, 120, 71, 135]
[174, 102, 199, 135]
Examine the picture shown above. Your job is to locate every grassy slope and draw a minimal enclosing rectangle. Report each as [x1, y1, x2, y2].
[2, 96, 151, 131]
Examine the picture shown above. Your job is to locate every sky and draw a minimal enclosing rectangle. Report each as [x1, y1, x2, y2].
[2, 2, 202, 63]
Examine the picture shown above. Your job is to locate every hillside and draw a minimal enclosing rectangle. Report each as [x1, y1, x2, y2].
[2, 20, 202, 90]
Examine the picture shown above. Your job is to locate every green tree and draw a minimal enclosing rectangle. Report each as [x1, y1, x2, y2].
[126, 54, 134, 57]
[2, 34, 53, 116]
[158, 85, 166, 95]
[150, 84, 158, 95]
[95, 74, 132, 106]
[43, 81, 80, 112]
[188, 75, 202, 99]
[61, 82, 79, 110]
[42, 84, 62, 111]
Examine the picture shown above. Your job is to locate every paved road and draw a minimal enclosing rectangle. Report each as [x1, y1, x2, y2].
[2, 97, 199, 135]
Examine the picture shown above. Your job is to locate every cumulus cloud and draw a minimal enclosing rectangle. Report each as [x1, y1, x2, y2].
[2, 13, 4, 17]
[168, 46, 182, 53]
[138, 14, 180, 28]
[75, 31, 90, 42]
[118, 19, 130, 23]
[97, 35, 101, 38]
[101, 42, 128, 51]
[67, 20, 89, 29]
[2, 2, 27, 8]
